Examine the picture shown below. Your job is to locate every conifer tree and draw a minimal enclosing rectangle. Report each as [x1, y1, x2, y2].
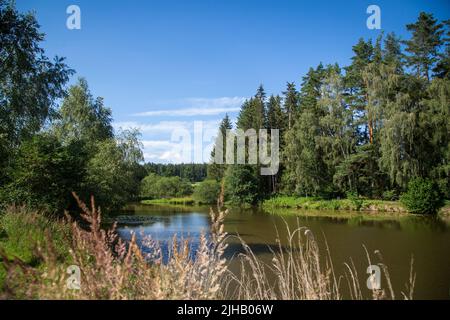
[404, 12, 444, 81]
[208, 114, 233, 181]
[282, 82, 299, 129]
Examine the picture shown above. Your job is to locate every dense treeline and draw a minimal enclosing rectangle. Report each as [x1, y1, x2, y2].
[143, 163, 207, 182]
[210, 12, 449, 206]
[0, 2, 145, 213]
[140, 173, 193, 199]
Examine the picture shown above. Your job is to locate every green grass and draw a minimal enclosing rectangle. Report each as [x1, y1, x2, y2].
[0, 207, 71, 289]
[263, 196, 407, 214]
[141, 197, 195, 205]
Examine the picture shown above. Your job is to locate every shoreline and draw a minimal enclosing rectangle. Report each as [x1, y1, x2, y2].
[138, 196, 450, 218]
[262, 196, 450, 218]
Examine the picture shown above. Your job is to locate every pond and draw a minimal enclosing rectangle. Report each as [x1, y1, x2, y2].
[116, 204, 450, 300]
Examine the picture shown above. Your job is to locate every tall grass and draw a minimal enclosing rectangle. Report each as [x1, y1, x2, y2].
[0, 195, 415, 300]
[0, 194, 228, 299]
[228, 221, 415, 300]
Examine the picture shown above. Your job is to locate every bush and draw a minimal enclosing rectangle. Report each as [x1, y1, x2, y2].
[400, 178, 445, 214]
[224, 165, 260, 206]
[140, 173, 193, 199]
[382, 190, 399, 201]
[0, 134, 87, 213]
[346, 192, 364, 211]
[192, 180, 221, 204]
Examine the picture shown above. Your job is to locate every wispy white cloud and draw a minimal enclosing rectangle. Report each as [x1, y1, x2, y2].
[113, 121, 190, 134]
[114, 119, 222, 163]
[142, 140, 192, 163]
[113, 119, 222, 135]
[133, 97, 247, 117]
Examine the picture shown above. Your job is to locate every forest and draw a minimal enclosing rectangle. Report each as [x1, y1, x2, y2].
[209, 13, 450, 211]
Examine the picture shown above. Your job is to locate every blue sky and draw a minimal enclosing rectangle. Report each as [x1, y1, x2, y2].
[16, 0, 450, 163]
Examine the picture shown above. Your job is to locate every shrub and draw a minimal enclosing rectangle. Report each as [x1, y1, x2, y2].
[400, 178, 445, 214]
[0, 134, 87, 213]
[382, 190, 399, 201]
[192, 180, 221, 204]
[346, 192, 364, 211]
[224, 165, 260, 206]
[140, 174, 193, 199]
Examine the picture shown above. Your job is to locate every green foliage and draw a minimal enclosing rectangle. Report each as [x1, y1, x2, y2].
[208, 114, 233, 181]
[141, 197, 195, 205]
[0, 78, 144, 213]
[346, 192, 364, 212]
[0, 134, 86, 212]
[0, 1, 73, 182]
[280, 13, 449, 203]
[1, 5, 448, 214]
[382, 190, 399, 201]
[144, 163, 208, 182]
[192, 180, 221, 204]
[53, 78, 113, 146]
[263, 196, 406, 213]
[404, 12, 445, 81]
[0, 206, 71, 291]
[0, 207, 69, 263]
[282, 82, 298, 129]
[224, 165, 260, 206]
[140, 173, 193, 199]
[85, 139, 138, 212]
[400, 178, 445, 214]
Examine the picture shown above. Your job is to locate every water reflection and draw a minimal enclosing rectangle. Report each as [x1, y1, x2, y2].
[117, 204, 450, 299]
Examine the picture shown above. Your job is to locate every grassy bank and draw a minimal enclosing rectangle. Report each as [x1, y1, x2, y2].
[141, 196, 219, 206]
[263, 196, 407, 213]
[141, 197, 195, 205]
[263, 196, 450, 217]
[0, 206, 71, 291]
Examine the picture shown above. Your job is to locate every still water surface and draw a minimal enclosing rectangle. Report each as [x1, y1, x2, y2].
[117, 204, 450, 300]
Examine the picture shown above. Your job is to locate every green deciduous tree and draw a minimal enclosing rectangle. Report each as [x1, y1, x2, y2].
[0, 1, 73, 182]
[53, 78, 113, 147]
[0, 134, 86, 212]
[192, 180, 221, 204]
[140, 173, 193, 199]
[224, 165, 260, 206]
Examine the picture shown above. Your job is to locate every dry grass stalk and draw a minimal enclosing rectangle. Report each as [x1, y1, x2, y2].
[0, 197, 415, 300]
[227, 220, 416, 300]
[1, 193, 229, 300]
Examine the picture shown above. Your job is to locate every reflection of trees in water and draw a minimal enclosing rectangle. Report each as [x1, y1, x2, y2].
[345, 215, 449, 232]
